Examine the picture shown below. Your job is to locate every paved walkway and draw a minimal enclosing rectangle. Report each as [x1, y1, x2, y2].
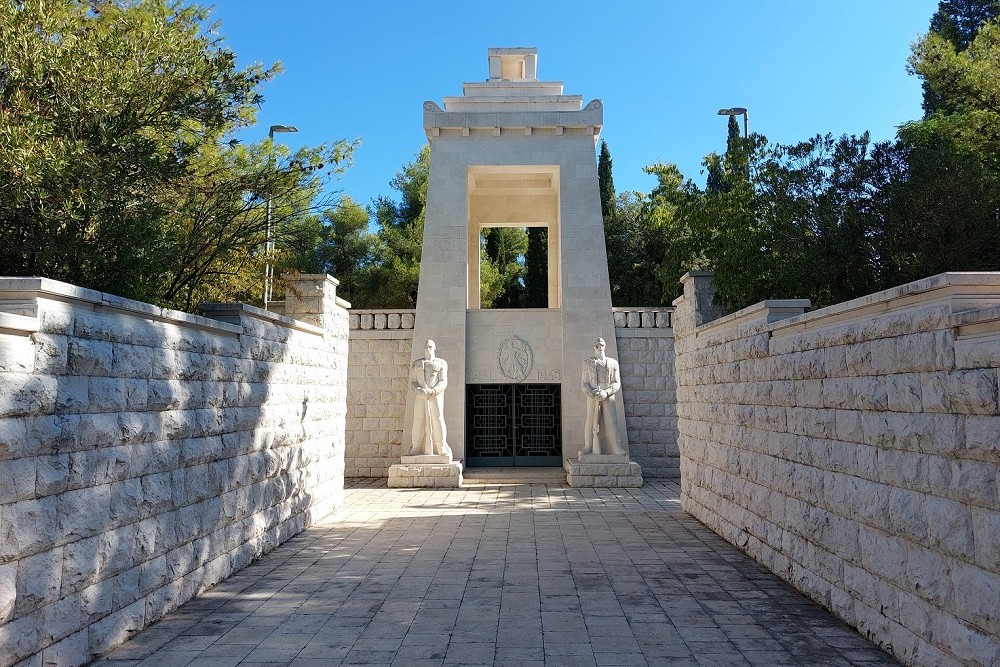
[89, 479, 898, 666]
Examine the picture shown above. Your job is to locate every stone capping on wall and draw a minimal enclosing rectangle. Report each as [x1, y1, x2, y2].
[612, 307, 674, 332]
[765, 272, 1000, 339]
[198, 302, 324, 336]
[0, 311, 40, 335]
[0, 277, 243, 337]
[692, 299, 811, 341]
[950, 303, 1000, 335]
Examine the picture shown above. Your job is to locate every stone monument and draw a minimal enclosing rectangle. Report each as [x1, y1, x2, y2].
[395, 47, 641, 486]
[388, 340, 464, 487]
[566, 337, 642, 486]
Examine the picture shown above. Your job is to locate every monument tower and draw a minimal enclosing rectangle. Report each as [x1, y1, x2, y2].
[402, 47, 640, 484]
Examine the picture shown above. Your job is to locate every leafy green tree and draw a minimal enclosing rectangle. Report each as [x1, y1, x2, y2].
[922, 0, 1000, 112]
[909, 17, 1000, 156]
[895, 7, 1000, 280]
[0, 0, 354, 309]
[281, 195, 371, 305]
[656, 132, 903, 312]
[354, 146, 429, 308]
[481, 227, 528, 307]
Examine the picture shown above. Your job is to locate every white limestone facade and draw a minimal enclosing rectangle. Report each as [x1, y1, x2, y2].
[0, 275, 349, 667]
[343, 308, 681, 478]
[407, 47, 628, 465]
[672, 271, 1000, 667]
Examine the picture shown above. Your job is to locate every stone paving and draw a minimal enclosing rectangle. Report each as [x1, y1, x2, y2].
[88, 479, 899, 666]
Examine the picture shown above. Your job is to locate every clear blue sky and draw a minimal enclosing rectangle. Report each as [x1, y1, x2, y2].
[203, 0, 940, 209]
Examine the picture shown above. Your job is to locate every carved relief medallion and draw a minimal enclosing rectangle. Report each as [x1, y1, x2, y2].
[497, 336, 533, 382]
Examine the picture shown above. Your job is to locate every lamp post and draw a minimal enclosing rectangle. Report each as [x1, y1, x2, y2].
[264, 124, 298, 309]
[717, 107, 749, 138]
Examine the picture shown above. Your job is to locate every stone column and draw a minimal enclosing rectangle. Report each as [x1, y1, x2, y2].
[672, 271, 727, 339]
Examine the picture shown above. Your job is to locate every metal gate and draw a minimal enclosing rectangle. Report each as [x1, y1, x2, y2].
[465, 384, 562, 467]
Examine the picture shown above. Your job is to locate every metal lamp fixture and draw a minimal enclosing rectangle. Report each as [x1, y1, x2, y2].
[717, 107, 749, 138]
[264, 124, 299, 308]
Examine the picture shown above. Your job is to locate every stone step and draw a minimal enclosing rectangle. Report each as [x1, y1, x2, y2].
[462, 467, 566, 485]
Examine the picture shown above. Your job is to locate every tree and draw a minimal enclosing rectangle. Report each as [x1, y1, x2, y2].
[909, 18, 1000, 156]
[896, 7, 1000, 280]
[706, 115, 743, 194]
[655, 132, 904, 312]
[598, 140, 615, 220]
[0, 1, 354, 309]
[522, 227, 548, 307]
[481, 227, 528, 307]
[354, 147, 429, 308]
[289, 195, 372, 305]
[922, 1, 1000, 112]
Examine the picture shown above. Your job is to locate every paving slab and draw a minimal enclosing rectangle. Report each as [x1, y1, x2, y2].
[88, 479, 899, 666]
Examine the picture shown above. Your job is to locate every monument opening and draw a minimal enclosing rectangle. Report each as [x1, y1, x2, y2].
[478, 226, 548, 308]
[467, 165, 560, 309]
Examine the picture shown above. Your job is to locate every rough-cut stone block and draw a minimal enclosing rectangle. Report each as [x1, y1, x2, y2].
[964, 415, 1000, 461]
[41, 628, 89, 667]
[946, 369, 998, 415]
[0, 374, 58, 418]
[15, 547, 62, 614]
[57, 485, 111, 541]
[31, 333, 68, 375]
[0, 457, 36, 504]
[0, 561, 14, 624]
[68, 339, 113, 376]
[1, 496, 58, 561]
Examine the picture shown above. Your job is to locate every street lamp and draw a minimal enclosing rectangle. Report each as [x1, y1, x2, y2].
[264, 124, 298, 309]
[717, 107, 749, 138]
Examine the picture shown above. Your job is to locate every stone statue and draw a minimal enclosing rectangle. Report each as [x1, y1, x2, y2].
[406, 339, 452, 459]
[580, 337, 623, 457]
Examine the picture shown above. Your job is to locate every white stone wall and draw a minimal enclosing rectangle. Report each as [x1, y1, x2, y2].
[0, 276, 348, 667]
[613, 308, 678, 478]
[344, 312, 414, 478]
[673, 272, 1000, 667]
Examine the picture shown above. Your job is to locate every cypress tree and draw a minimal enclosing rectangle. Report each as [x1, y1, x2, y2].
[598, 140, 615, 220]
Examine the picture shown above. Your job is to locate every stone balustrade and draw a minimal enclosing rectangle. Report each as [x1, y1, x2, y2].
[612, 307, 673, 330]
[349, 309, 416, 332]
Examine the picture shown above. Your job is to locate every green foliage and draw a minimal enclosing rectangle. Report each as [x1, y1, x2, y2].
[353, 146, 429, 308]
[603, 190, 672, 306]
[0, 0, 355, 310]
[284, 195, 372, 305]
[650, 132, 906, 312]
[523, 227, 548, 308]
[598, 140, 615, 219]
[481, 227, 528, 308]
[909, 20, 1000, 157]
[922, 1, 1000, 112]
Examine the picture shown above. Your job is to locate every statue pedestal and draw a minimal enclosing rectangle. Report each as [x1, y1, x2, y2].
[388, 455, 464, 488]
[564, 455, 643, 488]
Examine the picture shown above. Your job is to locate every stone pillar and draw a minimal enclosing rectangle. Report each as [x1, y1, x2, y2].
[282, 273, 342, 328]
[672, 271, 727, 339]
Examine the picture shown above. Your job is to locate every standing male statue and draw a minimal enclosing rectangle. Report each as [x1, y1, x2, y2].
[580, 337, 623, 457]
[406, 339, 453, 459]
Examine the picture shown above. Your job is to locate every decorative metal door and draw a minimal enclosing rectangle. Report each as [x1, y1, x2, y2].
[466, 384, 562, 467]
